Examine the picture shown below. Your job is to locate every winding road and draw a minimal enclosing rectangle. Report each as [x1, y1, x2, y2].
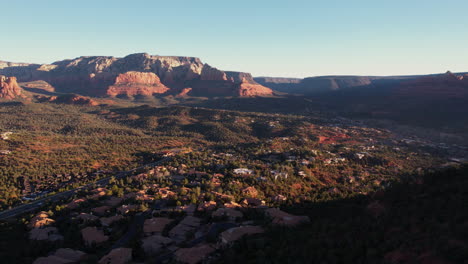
[0, 157, 171, 220]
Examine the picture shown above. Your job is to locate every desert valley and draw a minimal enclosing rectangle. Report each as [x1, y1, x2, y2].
[0, 51, 466, 264]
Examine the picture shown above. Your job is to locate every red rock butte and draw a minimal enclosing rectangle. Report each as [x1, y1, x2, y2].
[0, 75, 24, 99]
[107, 71, 169, 97]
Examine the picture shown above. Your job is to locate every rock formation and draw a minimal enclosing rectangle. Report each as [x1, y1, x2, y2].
[176, 87, 193, 97]
[107, 71, 169, 97]
[190, 65, 273, 97]
[0, 53, 272, 97]
[0, 75, 24, 99]
[36, 94, 99, 106]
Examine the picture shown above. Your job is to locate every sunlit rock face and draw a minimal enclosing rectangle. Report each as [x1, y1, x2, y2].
[0, 75, 24, 99]
[107, 71, 169, 97]
[0, 53, 273, 97]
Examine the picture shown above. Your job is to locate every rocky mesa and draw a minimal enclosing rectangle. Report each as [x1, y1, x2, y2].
[0, 53, 273, 98]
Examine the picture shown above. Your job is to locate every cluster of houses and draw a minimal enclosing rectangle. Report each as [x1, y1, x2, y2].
[27, 178, 311, 264]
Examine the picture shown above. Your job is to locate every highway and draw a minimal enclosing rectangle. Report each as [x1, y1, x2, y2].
[0, 157, 171, 220]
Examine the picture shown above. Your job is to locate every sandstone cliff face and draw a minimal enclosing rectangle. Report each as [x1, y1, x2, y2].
[107, 71, 169, 97]
[0, 75, 24, 99]
[200, 64, 227, 81]
[238, 81, 274, 97]
[0, 53, 272, 97]
[190, 65, 273, 96]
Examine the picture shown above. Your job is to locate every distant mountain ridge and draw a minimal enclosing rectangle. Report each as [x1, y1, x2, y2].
[0, 53, 273, 97]
[255, 72, 468, 95]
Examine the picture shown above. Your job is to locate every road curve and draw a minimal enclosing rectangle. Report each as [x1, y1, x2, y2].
[0, 157, 171, 220]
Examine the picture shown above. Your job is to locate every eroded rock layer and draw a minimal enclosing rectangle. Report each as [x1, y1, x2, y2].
[107, 71, 169, 97]
[0, 53, 273, 97]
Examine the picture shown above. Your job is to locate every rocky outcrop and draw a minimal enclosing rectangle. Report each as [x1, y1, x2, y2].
[238, 81, 274, 97]
[190, 65, 273, 97]
[0, 75, 24, 99]
[36, 94, 99, 106]
[0, 53, 272, 97]
[176, 87, 192, 97]
[107, 71, 169, 97]
[21, 80, 55, 93]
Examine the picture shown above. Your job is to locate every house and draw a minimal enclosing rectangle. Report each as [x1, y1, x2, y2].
[169, 216, 201, 243]
[241, 198, 265, 207]
[174, 204, 197, 215]
[271, 194, 287, 202]
[197, 201, 217, 212]
[143, 217, 173, 235]
[175, 244, 216, 264]
[156, 187, 175, 198]
[92, 206, 111, 216]
[77, 213, 99, 223]
[29, 227, 63, 241]
[223, 201, 242, 208]
[142, 235, 174, 256]
[241, 187, 258, 198]
[212, 208, 243, 220]
[100, 215, 124, 227]
[271, 170, 288, 180]
[355, 153, 366, 159]
[219, 226, 264, 244]
[0, 131, 13, 140]
[32, 248, 86, 264]
[265, 208, 310, 227]
[233, 168, 253, 175]
[88, 188, 107, 200]
[28, 212, 55, 229]
[81, 227, 109, 246]
[117, 204, 138, 214]
[98, 248, 132, 264]
[104, 196, 123, 207]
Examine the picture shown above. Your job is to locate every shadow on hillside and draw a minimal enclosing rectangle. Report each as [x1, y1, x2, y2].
[218, 165, 468, 264]
[183, 96, 329, 115]
[22, 87, 61, 96]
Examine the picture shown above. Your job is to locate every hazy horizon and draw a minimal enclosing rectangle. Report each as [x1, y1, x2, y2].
[2, 0, 467, 78]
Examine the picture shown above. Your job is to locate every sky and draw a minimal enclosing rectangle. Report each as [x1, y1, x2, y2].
[1, 0, 467, 78]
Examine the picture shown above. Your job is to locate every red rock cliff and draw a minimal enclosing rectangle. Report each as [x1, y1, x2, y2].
[0, 75, 24, 99]
[107, 71, 170, 97]
[193, 65, 273, 97]
[0, 53, 274, 98]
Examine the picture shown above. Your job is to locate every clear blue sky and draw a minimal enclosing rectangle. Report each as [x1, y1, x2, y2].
[1, 0, 467, 77]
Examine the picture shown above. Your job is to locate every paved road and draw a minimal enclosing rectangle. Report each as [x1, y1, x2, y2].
[0, 157, 171, 220]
